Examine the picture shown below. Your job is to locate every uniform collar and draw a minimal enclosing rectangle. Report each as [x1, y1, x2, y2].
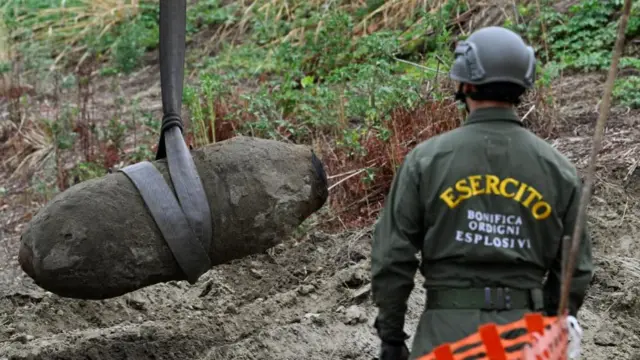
[464, 107, 523, 126]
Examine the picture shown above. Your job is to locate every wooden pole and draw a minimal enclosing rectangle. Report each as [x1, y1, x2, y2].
[556, 0, 633, 316]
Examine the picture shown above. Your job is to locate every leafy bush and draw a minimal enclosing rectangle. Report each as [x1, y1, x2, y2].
[512, 0, 639, 71]
[614, 76, 640, 109]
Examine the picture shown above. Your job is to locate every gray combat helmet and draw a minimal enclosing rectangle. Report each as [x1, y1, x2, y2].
[449, 26, 536, 89]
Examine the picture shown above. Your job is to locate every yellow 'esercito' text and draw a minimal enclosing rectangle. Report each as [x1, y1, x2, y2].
[439, 174, 552, 220]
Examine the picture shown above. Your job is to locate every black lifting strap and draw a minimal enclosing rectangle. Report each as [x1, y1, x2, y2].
[119, 0, 212, 284]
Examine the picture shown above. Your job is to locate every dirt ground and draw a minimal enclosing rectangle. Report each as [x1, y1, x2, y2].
[1, 68, 640, 359]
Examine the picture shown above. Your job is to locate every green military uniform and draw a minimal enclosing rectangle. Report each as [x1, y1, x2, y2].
[371, 26, 594, 359]
[370, 106, 594, 359]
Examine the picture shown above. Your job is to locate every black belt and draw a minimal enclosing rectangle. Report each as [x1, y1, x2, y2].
[426, 287, 545, 311]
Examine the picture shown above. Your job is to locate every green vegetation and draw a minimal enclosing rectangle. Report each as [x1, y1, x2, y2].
[2, 0, 639, 225]
[511, 0, 639, 69]
[509, 0, 640, 109]
[3, 0, 153, 75]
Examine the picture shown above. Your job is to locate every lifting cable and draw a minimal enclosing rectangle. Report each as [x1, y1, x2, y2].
[119, 0, 213, 283]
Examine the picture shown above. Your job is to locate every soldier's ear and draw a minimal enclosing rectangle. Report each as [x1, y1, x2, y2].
[462, 83, 476, 94]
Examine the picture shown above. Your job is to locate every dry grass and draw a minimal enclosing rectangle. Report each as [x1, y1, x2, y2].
[518, 86, 561, 140]
[319, 96, 460, 228]
[616, 256, 640, 279]
[8, 0, 140, 71]
[354, 0, 539, 39]
[204, 0, 337, 50]
[2, 120, 54, 183]
[204, 0, 509, 50]
[0, 119, 16, 142]
[355, 0, 456, 33]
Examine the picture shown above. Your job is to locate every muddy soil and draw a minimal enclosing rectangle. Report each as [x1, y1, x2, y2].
[1, 71, 640, 359]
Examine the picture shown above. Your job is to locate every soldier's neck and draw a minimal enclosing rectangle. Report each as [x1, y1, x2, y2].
[467, 100, 513, 112]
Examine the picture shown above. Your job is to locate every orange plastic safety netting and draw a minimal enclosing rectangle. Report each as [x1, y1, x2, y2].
[416, 313, 569, 360]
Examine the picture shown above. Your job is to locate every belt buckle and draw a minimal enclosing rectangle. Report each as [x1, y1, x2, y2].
[496, 288, 505, 310]
[484, 287, 512, 311]
[495, 288, 512, 310]
[504, 288, 512, 310]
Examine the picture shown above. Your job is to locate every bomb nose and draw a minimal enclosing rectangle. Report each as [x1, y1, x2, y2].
[311, 151, 329, 208]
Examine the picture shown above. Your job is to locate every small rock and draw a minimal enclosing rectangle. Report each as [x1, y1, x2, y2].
[351, 284, 372, 301]
[4, 327, 15, 335]
[303, 313, 324, 326]
[140, 324, 157, 340]
[336, 306, 346, 313]
[250, 268, 263, 279]
[276, 292, 297, 306]
[297, 284, 315, 296]
[337, 267, 369, 289]
[198, 280, 216, 297]
[192, 300, 205, 310]
[10, 334, 32, 344]
[344, 305, 367, 325]
[292, 268, 308, 277]
[594, 324, 620, 346]
[126, 295, 147, 311]
[57, 310, 64, 316]
[226, 304, 239, 314]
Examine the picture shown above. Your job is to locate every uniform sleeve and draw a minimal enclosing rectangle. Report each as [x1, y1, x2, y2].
[371, 154, 424, 344]
[543, 178, 594, 317]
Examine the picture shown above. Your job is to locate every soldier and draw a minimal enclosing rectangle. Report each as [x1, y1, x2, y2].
[371, 26, 593, 360]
